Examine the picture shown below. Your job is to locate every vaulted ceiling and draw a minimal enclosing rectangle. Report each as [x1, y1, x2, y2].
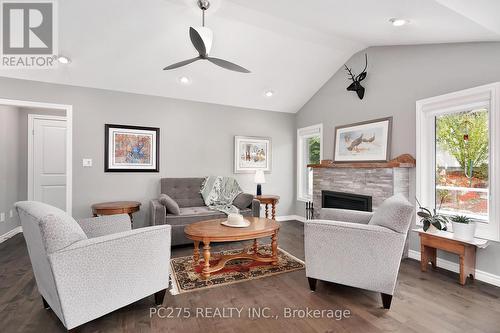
[1, 0, 499, 113]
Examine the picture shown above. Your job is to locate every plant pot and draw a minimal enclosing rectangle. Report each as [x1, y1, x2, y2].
[452, 222, 476, 241]
[425, 224, 439, 233]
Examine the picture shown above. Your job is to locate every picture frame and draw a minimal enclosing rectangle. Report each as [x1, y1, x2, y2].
[234, 136, 272, 173]
[104, 124, 160, 172]
[333, 117, 392, 163]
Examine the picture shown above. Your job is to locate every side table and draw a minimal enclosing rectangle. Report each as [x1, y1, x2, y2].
[254, 195, 280, 220]
[413, 228, 488, 285]
[91, 201, 141, 227]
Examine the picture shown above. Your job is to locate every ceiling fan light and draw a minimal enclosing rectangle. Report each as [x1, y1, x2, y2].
[389, 18, 409, 27]
[264, 90, 274, 97]
[178, 76, 191, 84]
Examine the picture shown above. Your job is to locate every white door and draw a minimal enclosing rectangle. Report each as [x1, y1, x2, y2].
[29, 116, 67, 210]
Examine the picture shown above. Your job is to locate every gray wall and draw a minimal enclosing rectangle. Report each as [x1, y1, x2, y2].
[0, 105, 21, 235]
[296, 42, 500, 276]
[0, 77, 295, 229]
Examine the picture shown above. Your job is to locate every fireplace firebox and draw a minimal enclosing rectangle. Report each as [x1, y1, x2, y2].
[321, 191, 372, 212]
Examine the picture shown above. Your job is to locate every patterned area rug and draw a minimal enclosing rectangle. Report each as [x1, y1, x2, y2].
[169, 245, 305, 294]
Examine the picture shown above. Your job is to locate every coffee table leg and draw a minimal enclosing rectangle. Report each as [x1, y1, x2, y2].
[193, 240, 200, 266]
[271, 231, 278, 265]
[265, 204, 269, 219]
[272, 203, 276, 220]
[202, 241, 211, 279]
[253, 239, 258, 254]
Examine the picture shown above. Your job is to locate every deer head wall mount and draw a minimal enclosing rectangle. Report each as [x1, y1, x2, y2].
[344, 54, 368, 100]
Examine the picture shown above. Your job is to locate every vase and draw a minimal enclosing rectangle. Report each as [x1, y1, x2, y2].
[452, 222, 476, 241]
[424, 224, 440, 233]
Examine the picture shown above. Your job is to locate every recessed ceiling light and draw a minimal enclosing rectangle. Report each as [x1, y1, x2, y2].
[264, 90, 274, 97]
[57, 55, 71, 64]
[178, 76, 191, 85]
[389, 18, 409, 27]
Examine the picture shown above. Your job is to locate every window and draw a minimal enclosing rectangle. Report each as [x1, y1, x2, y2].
[297, 124, 323, 202]
[417, 83, 500, 240]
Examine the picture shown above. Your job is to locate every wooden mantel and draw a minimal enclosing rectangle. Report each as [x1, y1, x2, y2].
[308, 154, 416, 169]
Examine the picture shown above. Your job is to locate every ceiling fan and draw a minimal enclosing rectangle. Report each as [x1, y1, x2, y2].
[163, 0, 250, 73]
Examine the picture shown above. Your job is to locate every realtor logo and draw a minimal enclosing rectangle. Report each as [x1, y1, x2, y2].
[1, 0, 58, 67]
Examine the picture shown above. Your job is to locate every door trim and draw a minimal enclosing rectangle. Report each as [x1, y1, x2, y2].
[28, 114, 68, 210]
[0, 98, 73, 215]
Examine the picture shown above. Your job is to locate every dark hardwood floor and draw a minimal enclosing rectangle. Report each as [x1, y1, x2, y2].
[1, 221, 499, 333]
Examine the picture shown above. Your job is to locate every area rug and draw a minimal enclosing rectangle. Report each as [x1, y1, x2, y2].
[169, 245, 305, 294]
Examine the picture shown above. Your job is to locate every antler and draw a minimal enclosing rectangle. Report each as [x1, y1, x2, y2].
[344, 65, 356, 81]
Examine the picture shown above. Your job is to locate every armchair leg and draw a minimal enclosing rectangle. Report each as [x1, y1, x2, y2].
[42, 296, 50, 310]
[307, 277, 317, 291]
[381, 293, 392, 309]
[154, 289, 166, 306]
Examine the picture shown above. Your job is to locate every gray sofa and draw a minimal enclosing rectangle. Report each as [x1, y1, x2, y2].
[150, 178, 260, 246]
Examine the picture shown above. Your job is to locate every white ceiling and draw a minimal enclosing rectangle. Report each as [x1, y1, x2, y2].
[0, 0, 499, 113]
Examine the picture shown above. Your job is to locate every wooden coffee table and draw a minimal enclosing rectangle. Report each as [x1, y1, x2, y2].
[184, 217, 280, 279]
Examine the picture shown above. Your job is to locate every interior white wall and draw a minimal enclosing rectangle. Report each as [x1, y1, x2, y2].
[0, 77, 296, 228]
[295, 42, 500, 276]
[0, 105, 21, 236]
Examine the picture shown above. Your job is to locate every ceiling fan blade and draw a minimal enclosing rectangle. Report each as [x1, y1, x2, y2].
[163, 57, 200, 70]
[207, 57, 251, 73]
[189, 27, 206, 56]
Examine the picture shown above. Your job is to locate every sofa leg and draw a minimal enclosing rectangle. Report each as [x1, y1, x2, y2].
[381, 293, 392, 309]
[308, 277, 317, 291]
[154, 289, 166, 306]
[42, 296, 50, 310]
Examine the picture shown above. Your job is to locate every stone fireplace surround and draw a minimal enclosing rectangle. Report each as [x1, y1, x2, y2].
[309, 154, 415, 219]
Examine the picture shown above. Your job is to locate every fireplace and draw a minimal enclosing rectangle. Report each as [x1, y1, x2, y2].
[322, 191, 372, 212]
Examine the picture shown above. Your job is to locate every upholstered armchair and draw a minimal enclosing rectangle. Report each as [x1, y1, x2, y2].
[304, 194, 414, 309]
[15, 201, 171, 330]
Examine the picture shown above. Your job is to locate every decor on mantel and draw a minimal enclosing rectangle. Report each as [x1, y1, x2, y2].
[254, 170, 266, 195]
[309, 154, 415, 169]
[234, 136, 272, 173]
[333, 117, 392, 163]
[344, 53, 368, 99]
[104, 124, 160, 172]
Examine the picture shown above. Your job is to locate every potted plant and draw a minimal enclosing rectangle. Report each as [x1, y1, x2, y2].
[451, 215, 476, 241]
[416, 198, 449, 233]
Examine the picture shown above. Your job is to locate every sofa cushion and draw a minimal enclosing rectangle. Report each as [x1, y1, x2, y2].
[368, 194, 414, 234]
[159, 194, 180, 215]
[233, 193, 254, 210]
[166, 207, 254, 226]
[160, 178, 205, 207]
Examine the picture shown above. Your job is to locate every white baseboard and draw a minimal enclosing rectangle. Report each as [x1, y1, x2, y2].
[0, 226, 23, 244]
[408, 249, 500, 287]
[276, 215, 306, 222]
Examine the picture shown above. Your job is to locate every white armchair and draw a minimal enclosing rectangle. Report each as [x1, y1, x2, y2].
[304, 194, 414, 309]
[15, 201, 171, 330]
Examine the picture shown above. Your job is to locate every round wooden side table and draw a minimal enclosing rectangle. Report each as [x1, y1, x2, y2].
[254, 195, 280, 220]
[91, 201, 141, 227]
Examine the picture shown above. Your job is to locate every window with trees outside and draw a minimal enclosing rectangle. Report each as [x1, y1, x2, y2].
[417, 83, 500, 241]
[297, 124, 322, 202]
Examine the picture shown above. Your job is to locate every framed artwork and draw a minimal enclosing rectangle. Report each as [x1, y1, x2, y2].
[105, 124, 160, 172]
[333, 117, 392, 163]
[234, 136, 272, 173]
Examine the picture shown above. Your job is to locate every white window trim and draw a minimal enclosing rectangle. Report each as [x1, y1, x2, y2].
[416, 82, 500, 241]
[297, 123, 323, 202]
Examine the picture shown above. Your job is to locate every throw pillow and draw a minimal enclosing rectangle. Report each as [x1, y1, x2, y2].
[159, 194, 181, 215]
[233, 193, 254, 210]
[368, 194, 415, 233]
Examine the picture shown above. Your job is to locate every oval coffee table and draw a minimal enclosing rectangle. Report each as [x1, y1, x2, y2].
[184, 217, 280, 279]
